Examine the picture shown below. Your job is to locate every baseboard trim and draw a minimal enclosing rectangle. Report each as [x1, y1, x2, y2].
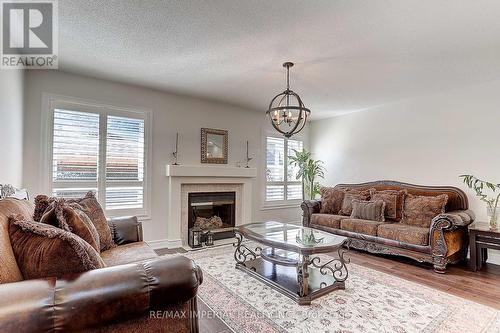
[487, 250, 500, 265]
[147, 238, 182, 249]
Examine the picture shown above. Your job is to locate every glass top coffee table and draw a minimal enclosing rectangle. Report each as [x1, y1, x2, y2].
[233, 221, 349, 305]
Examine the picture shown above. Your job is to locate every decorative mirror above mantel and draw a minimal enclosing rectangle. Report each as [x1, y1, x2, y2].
[201, 128, 228, 164]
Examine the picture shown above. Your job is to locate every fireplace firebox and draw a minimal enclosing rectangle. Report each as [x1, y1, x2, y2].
[188, 191, 236, 241]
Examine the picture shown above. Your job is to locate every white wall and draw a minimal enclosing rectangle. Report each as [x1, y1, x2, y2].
[310, 80, 500, 263]
[23, 70, 304, 244]
[0, 71, 24, 187]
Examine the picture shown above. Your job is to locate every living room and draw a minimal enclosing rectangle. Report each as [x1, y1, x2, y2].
[1, 1, 499, 332]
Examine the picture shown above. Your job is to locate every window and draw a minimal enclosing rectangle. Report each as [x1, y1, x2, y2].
[265, 136, 303, 204]
[48, 100, 149, 217]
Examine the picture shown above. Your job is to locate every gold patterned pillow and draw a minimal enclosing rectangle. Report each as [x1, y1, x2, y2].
[369, 189, 407, 221]
[319, 187, 346, 214]
[401, 194, 448, 228]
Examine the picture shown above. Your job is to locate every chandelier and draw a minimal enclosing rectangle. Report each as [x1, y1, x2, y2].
[266, 62, 311, 138]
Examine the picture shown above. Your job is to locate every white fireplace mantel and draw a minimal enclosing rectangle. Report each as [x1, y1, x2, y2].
[166, 164, 257, 178]
[165, 164, 256, 248]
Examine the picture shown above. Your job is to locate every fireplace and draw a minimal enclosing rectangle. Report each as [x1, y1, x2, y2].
[188, 191, 236, 241]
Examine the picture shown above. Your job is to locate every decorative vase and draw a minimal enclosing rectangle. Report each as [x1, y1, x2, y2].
[487, 206, 499, 230]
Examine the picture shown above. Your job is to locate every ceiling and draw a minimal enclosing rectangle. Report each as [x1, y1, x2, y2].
[59, 0, 500, 119]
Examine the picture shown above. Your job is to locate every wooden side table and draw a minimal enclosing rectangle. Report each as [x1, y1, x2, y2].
[469, 222, 500, 271]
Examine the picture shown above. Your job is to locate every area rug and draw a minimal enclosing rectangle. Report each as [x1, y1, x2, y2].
[169, 244, 500, 333]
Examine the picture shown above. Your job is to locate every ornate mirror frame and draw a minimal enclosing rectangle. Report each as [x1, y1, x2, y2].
[201, 128, 228, 164]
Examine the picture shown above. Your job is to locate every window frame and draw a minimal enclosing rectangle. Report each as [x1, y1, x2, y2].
[41, 94, 152, 220]
[262, 134, 305, 208]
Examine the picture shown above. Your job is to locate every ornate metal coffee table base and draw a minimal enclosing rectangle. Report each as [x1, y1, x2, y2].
[234, 232, 349, 305]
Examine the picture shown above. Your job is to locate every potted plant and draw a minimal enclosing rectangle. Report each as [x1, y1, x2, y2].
[460, 175, 500, 230]
[288, 149, 325, 200]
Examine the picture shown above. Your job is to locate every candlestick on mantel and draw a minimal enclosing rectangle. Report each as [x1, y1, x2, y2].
[172, 132, 180, 165]
[245, 140, 253, 168]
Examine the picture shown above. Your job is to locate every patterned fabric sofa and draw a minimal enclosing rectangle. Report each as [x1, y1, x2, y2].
[0, 198, 203, 332]
[301, 181, 475, 273]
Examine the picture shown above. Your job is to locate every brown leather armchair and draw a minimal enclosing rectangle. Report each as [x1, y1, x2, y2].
[0, 199, 203, 333]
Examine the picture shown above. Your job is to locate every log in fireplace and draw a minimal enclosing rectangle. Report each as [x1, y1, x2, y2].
[188, 191, 236, 241]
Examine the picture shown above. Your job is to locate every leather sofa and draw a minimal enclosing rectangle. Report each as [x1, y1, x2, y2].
[301, 181, 475, 273]
[0, 198, 203, 332]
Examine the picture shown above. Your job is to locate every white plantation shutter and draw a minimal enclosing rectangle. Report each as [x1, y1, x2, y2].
[266, 137, 285, 201]
[52, 109, 99, 198]
[105, 115, 145, 210]
[265, 136, 303, 203]
[50, 105, 149, 216]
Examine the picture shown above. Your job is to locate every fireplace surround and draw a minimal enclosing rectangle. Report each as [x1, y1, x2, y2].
[165, 165, 257, 247]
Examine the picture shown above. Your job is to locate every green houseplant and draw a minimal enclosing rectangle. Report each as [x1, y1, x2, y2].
[460, 174, 500, 230]
[288, 149, 325, 200]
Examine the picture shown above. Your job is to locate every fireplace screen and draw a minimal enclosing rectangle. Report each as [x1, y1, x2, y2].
[188, 191, 236, 240]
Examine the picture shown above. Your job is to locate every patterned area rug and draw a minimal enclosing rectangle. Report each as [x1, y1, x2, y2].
[171, 244, 500, 333]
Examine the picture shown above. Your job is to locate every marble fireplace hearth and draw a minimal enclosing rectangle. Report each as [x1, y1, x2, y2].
[165, 165, 257, 247]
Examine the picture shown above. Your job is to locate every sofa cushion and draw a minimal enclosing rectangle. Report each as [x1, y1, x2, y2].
[319, 187, 345, 214]
[100, 242, 158, 266]
[402, 194, 448, 228]
[369, 188, 407, 221]
[35, 192, 115, 251]
[339, 189, 370, 216]
[340, 218, 385, 236]
[310, 213, 346, 229]
[40, 200, 100, 252]
[0, 198, 33, 283]
[350, 199, 386, 222]
[9, 215, 106, 280]
[377, 223, 430, 246]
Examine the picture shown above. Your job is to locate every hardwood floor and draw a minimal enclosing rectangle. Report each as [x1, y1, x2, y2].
[346, 249, 500, 310]
[156, 247, 500, 332]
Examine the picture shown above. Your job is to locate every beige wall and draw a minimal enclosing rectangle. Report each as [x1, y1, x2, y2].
[23, 70, 304, 244]
[0, 71, 24, 187]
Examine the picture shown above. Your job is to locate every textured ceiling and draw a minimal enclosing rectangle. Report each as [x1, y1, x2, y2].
[59, 0, 500, 119]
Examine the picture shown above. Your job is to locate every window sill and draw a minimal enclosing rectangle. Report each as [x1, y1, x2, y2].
[261, 202, 302, 211]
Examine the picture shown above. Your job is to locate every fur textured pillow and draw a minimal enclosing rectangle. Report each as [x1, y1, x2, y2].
[40, 199, 100, 252]
[339, 189, 371, 216]
[33, 194, 54, 222]
[34, 192, 115, 252]
[350, 199, 386, 222]
[9, 215, 106, 280]
[70, 192, 115, 251]
[369, 189, 407, 221]
[319, 187, 346, 214]
[401, 194, 449, 228]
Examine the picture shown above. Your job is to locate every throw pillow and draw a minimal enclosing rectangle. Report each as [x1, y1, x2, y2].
[40, 199, 101, 252]
[34, 192, 115, 252]
[339, 189, 370, 216]
[369, 188, 407, 221]
[9, 215, 106, 280]
[319, 187, 346, 214]
[33, 194, 54, 222]
[401, 194, 449, 228]
[70, 192, 115, 251]
[350, 199, 386, 222]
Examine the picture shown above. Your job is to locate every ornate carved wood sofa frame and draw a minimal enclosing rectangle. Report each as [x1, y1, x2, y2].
[301, 181, 475, 273]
